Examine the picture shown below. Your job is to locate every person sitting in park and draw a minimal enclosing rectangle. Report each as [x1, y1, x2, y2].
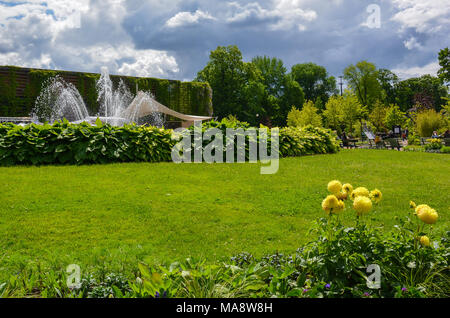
[431, 131, 440, 138]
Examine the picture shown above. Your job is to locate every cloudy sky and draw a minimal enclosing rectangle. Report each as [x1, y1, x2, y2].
[0, 0, 449, 81]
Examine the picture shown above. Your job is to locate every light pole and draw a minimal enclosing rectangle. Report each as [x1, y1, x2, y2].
[339, 76, 344, 96]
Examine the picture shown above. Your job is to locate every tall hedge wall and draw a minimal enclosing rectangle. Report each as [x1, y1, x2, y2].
[0, 66, 213, 118]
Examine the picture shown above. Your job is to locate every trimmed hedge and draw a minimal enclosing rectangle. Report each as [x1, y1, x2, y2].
[0, 66, 213, 118]
[0, 121, 340, 166]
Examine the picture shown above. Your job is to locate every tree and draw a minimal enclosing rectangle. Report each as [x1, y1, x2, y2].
[340, 92, 368, 133]
[323, 95, 344, 131]
[384, 104, 406, 130]
[395, 75, 448, 112]
[438, 47, 450, 84]
[344, 61, 381, 109]
[196, 45, 256, 120]
[287, 101, 322, 128]
[251, 56, 286, 97]
[377, 69, 399, 105]
[251, 56, 304, 126]
[369, 100, 387, 132]
[290, 63, 337, 104]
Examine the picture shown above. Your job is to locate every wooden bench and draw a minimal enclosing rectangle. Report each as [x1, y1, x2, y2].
[385, 138, 402, 151]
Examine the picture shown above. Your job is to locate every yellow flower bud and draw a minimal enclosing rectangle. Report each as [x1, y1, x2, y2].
[327, 180, 342, 195]
[419, 236, 430, 247]
[353, 196, 372, 215]
[369, 189, 382, 203]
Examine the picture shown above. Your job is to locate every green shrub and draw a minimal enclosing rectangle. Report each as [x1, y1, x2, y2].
[415, 110, 446, 137]
[0, 120, 340, 166]
[287, 101, 322, 128]
[440, 146, 450, 154]
[424, 139, 443, 151]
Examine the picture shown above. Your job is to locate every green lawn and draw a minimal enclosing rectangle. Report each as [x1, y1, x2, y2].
[0, 150, 449, 279]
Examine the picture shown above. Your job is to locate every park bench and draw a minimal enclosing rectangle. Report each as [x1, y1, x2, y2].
[385, 138, 402, 151]
[444, 138, 450, 147]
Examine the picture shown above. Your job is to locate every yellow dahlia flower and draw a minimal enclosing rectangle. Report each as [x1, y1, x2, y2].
[416, 205, 438, 224]
[322, 195, 339, 214]
[353, 196, 372, 215]
[327, 180, 342, 194]
[336, 191, 348, 200]
[334, 200, 345, 213]
[370, 189, 382, 203]
[342, 183, 353, 195]
[419, 236, 430, 247]
[350, 187, 370, 200]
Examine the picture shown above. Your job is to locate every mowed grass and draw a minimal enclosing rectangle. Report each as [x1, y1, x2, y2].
[0, 150, 449, 279]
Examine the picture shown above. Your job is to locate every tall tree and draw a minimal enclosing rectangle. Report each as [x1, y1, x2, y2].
[251, 56, 287, 97]
[377, 68, 399, 105]
[369, 100, 387, 132]
[252, 56, 304, 126]
[339, 91, 368, 133]
[438, 47, 450, 85]
[344, 61, 381, 109]
[290, 63, 337, 104]
[394, 75, 448, 112]
[196, 45, 256, 120]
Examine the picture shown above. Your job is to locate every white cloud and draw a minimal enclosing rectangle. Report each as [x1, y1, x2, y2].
[392, 61, 440, 79]
[403, 36, 423, 50]
[0, 0, 179, 78]
[165, 10, 216, 28]
[226, 0, 317, 31]
[391, 0, 450, 33]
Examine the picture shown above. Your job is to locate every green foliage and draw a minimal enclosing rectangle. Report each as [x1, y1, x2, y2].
[2, 216, 448, 298]
[290, 62, 337, 104]
[196, 45, 254, 121]
[287, 101, 322, 128]
[440, 146, 450, 154]
[340, 92, 367, 132]
[0, 119, 340, 166]
[424, 139, 443, 151]
[0, 120, 177, 166]
[323, 95, 344, 131]
[377, 69, 399, 105]
[369, 100, 387, 132]
[395, 75, 448, 112]
[344, 61, 381, 109]
[279, 126, 340, 157]
[0, 66, 212, 118]
[384, 104, 406, 130]
[415, 110, 446, 137]
[438, 47, 450, 84]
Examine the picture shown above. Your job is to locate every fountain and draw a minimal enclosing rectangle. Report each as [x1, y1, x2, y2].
[31, 66, 164, 127]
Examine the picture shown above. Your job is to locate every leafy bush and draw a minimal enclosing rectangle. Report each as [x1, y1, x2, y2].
[384, 104, 406, 130]
[287, 101, 322, 128]
[440, 146, 450, 154]
[415, 110, 446, 137]
[0, 120, 339, 166]
[280, 126, 340, 157]
[0, 120, 176, 166]
[424, 139, 443, 151]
